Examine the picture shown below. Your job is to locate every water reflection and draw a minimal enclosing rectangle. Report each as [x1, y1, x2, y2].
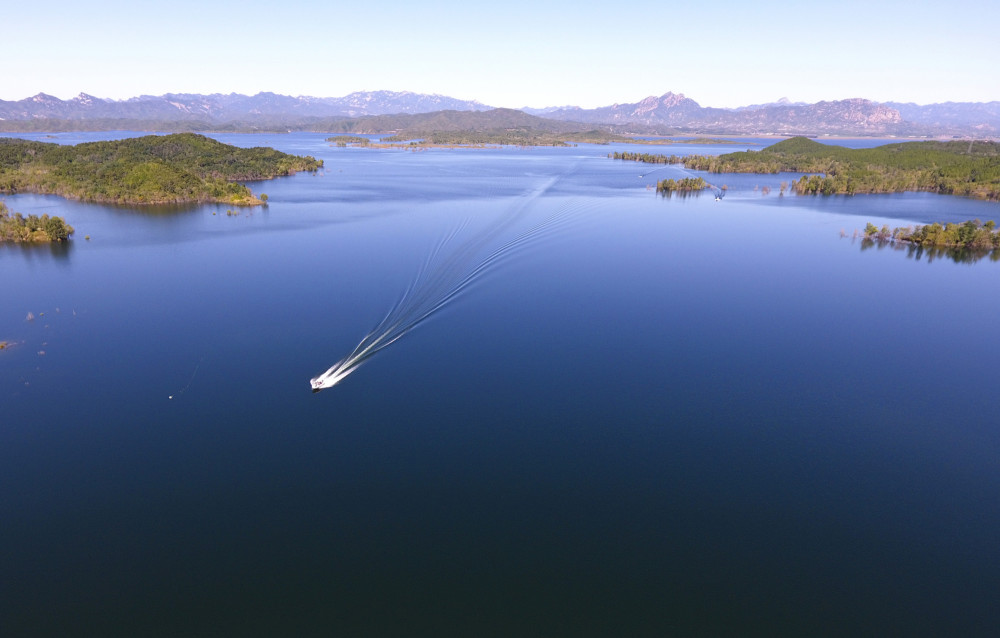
[0, 240, 74, 262]
[104, 202, 210, 217]
[656, 189, 706, 200]
[857, 237, 1000, 264]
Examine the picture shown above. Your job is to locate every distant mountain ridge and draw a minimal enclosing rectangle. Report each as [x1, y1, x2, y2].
[545, 92, 910, 136]
[884, 101, 1000, 131]
[1, 90, 997, 136]
[0, 91, 491, 122]
[544, 92, 998, 136]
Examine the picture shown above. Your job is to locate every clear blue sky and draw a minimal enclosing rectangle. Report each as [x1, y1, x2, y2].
[4, 0, 997, 107]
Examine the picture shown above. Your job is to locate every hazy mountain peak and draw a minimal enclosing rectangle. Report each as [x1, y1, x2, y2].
[74, 93, 102, 105]
[658, 91, 692, 106]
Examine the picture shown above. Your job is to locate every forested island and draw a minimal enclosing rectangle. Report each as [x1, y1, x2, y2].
[682, 137, 1000, 199]
[326, 136, 371, 146]
[656, 177, 709, 194]
[0, 133, 322, 206]
[610, 151, 685, 164]
[0, 201, 73, 242]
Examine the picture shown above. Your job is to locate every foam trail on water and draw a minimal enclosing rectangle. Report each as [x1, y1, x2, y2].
[311, 177, 586, 391]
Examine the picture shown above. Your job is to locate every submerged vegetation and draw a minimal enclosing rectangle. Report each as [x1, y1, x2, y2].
[682, 137, 1000, 199]
[862, 218, 1000, 249]
[0, 133, 322, 205]
[0, 201, 73, 242]
[852, 218, 1000, 264]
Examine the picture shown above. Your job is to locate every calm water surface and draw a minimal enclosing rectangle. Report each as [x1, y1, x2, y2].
[2, 133, 999, 636]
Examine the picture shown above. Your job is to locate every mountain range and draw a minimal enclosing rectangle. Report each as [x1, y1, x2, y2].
[0, 91, 489, 122]
[1, 90, 997, 137]
[542, 93, 912, 136]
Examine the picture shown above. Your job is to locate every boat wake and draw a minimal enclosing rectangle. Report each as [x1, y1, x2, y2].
[311, 176, 586, 391]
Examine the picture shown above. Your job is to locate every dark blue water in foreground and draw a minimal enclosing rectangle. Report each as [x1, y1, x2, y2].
[2, 134, 999, 636]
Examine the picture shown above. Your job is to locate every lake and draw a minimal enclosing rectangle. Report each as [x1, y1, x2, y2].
[2, 133, 999, 636]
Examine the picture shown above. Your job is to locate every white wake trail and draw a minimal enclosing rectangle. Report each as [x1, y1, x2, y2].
[311, 176, 586, 391]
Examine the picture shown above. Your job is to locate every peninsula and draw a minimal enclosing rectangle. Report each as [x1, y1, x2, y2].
[682, 137, 1000, 199]
[321, 109, 745, 147]
[0, 133, 323, 206]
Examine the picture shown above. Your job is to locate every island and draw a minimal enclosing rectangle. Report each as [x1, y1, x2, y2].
[610, 151, 685, 164]
[680, 137, 1000, 200]
[0, 133, 323, 206]
[656, 177, 709, 194]
[325, 136, 371, 147]
[1, 201, 73, 242]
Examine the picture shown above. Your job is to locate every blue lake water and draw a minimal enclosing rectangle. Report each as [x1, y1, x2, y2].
[2, 133, 999, 636]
